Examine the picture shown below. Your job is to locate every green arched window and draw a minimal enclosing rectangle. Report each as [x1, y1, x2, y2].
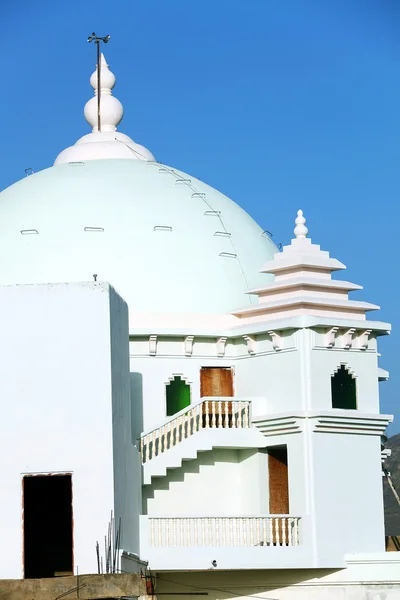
[331, 365, 357, 410]
[166, 376, 191, 416]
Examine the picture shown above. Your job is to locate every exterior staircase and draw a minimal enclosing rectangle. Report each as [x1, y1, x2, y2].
[139, 398, 267, 485]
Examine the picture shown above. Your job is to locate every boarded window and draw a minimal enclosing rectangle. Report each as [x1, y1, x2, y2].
[268, 446, 289, 514]
[200, 367, 233, 397]
[166, 376, 191, 416]
[331, 365, 357, 410]
[200, 367, 234, 427]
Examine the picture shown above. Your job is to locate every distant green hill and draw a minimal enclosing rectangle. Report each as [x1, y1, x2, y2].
[384, 433, 400, 535]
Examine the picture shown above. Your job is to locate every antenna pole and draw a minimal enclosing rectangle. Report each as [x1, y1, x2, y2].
[87, 32, 111, 134]
[96, 40, 101, 132]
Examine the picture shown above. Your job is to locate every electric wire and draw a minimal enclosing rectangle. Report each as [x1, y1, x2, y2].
[117, 568, 277, 599]
[156, 574, 279, 600]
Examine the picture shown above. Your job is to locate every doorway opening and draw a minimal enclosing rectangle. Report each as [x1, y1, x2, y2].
[268, 446, 289, 514]
[200, 367, 234, 427]
[268, 446, 289, 544]
[23, 474, 73, 579]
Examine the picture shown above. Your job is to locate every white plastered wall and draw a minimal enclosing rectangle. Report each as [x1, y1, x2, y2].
[109, 288, 141, 556]
[234, 350, 301, 414]
[143, 449, 268, 516]
[311, 432, 385, 564]
[0, 282, 130, 578]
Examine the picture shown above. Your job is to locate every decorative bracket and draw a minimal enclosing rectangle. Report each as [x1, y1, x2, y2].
[268, 330, 282, 351]
[325, 326, 339, 349]
[243, 335, 256, 355]
[359, 329, 372, 351]
[184, 335, 194, 356]
[381, 448, 391, 466]
[343, 328, 356, 349]
[216, 336, 228, 357]
[149, 335, 158, 356]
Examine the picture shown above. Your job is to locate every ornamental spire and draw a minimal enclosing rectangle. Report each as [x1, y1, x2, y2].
[83, 53, 123, 133]
[294, 209, 308, 239]
[54, 49, 155, 164]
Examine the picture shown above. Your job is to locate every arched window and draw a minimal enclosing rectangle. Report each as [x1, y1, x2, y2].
[166, 376, 191, 416]
[331, 365, 357, 410]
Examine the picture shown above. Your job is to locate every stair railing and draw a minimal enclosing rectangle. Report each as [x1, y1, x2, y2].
[140, 398, 251, 463]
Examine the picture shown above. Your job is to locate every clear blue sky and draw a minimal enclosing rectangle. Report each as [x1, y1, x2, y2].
[1, 1, 400, 433]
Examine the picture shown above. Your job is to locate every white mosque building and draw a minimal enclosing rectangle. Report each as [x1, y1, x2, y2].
[0, 54, 399, 598]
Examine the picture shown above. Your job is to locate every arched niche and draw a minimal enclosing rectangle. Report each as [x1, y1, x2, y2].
[166, 375, 191, 416]
[331, 364, 357, 410]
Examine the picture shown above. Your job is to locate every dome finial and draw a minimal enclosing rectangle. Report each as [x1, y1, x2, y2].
[83, 52, 123, 133]
[54, 41, 156, 164]
[294, 209, 308, 239]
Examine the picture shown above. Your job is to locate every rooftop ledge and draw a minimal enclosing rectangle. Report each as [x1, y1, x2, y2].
[253, 410, 393, 437]
[232, 296, 380, 318]
[129, 314, 391, 338]
[246, 277, 363, 295]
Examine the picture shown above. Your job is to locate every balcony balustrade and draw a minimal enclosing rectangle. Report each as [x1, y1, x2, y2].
[147, 516, 300, 548]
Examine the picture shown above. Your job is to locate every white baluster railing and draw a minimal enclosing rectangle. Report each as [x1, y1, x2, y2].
[147, 516, 300, 547]
[140, 399, 251, 463]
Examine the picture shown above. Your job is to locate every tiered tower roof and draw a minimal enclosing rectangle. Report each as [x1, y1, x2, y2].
[233, 210, 379, 321]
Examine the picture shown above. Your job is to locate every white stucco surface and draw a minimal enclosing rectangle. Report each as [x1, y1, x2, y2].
[0, 282, 130, 577]
[109, 288, 141, 556]
[312, 433, 386, 564]
[143, 448, 268, 516]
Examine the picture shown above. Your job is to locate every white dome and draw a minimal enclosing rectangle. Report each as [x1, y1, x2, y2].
[0, 159, 276, 314]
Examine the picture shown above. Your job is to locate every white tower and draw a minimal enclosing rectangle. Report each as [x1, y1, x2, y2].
[232, 210, 392, 564]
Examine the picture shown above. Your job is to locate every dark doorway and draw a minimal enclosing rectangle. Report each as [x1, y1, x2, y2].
[23, 474, 73, 579]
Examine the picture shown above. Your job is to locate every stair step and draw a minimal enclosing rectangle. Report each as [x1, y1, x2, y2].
[142, 427, 267, 486]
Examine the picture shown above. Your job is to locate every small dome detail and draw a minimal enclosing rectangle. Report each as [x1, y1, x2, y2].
[54, 54, 155, 165]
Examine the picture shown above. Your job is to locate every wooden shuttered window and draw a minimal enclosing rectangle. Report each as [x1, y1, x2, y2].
[200, 367, 234, 427]
[200, 367, 234, 397]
